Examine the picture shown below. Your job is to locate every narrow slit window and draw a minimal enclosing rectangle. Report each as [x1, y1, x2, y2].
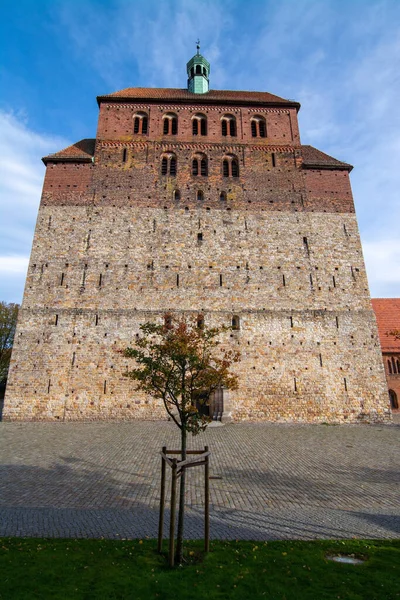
[197, 232, 203, 241]
[271, 153, 276, 167]
[232, 315, 240, 330]
[388, 360, 392, 374]
[60, 273, 64, 286]
[220, 274, 223, 286]
[197, 314, 204, 329]
[122, 148, 127, 162]
[55, 314, 58, 326]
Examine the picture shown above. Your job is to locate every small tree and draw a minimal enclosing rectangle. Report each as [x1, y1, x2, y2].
[0, 301, 19, 388]
[122, 315, 239, 563]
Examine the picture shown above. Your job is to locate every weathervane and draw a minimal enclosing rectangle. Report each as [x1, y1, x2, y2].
[196, 39, 200, 55]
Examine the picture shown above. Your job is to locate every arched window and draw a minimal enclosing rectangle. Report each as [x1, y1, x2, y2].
[222, 154, 239, 178]
[397, 360, 400, 373]
[232, 315, 240, 330]
[173, 189, 181, 201]
[197, 190, 204, 201]
[196, 64, 202, 74]
[192, 153, 208, 176]
[389, 389, 399, 409]
[220, 191, 227, 202]
[221, 114, 237, 137]
[392, 357, 397, 374]
[162, 113, 178, 136]
[192, 113, 207, 136]
[161, 153, 177, 176]
[164, 314, 172, 329]
[133, 112, 148, 135]
[388, 360, 392, 374]
[231, 159, 239, 177]
[251, 116, 267, 138]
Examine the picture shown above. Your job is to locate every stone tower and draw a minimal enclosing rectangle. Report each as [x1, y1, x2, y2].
[4, 48, 391, 422]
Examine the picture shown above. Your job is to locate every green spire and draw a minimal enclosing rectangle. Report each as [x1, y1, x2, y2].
[186, 40, 210, 94]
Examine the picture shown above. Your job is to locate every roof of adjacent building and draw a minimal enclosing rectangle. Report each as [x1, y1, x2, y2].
[371, 298, 400, 352]
[96, 87, 301, 110]
[301, 145, 353, 171]
[42, 139, 95, 164]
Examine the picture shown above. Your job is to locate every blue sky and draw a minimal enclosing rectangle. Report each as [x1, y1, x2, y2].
[1, 0, 400, 303]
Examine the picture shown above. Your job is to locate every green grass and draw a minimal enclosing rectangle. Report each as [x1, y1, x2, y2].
[1, 538, 399, 599]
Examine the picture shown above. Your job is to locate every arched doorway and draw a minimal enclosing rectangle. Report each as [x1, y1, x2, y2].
[389, 389, 398, 410]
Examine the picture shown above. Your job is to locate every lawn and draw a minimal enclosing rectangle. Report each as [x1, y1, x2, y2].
[1, 538, 399, 599]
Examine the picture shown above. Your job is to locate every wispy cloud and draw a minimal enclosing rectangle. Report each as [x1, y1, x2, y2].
[0, 110, 68, 302]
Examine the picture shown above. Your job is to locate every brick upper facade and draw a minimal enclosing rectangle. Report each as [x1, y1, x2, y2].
[3, 55, 391, 423]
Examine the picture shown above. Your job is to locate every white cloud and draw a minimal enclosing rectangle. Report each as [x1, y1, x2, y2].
[0, 110, 69, 302]
[0, 256, 29, 274]
[363, 239, 400, 297]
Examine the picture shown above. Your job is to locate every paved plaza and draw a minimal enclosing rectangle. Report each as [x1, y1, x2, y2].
[0, 418, 399, 541]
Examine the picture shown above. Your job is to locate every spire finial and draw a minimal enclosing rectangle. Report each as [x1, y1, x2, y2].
[196, 39, 200, 55]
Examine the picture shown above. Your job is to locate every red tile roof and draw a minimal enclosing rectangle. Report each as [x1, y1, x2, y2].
[97, 87, 300, 109]
[42, 139, 95, 164]
[301, 145, 353, 171]
[371, 298, 400, 352]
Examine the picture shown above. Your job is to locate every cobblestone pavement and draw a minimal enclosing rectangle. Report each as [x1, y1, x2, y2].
[0, 418, 399, 540]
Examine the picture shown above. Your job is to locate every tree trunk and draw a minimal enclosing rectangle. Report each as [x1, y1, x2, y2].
[175, 424, 187, 563]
